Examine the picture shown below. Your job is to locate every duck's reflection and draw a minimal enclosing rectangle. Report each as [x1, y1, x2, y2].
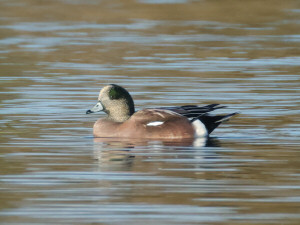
[93, 137, 220, 170]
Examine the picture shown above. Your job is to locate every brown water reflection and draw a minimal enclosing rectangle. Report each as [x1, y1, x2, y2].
[1, 0, 300, 224]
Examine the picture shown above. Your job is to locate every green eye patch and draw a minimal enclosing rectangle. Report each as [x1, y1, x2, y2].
[109, 85, 125, 100]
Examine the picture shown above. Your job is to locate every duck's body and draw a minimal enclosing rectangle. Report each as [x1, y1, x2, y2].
[93, 108, 195, 139]
[87, 84, 237, 139]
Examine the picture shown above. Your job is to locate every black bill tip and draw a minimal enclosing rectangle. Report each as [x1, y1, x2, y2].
[86, 110, 92, 114]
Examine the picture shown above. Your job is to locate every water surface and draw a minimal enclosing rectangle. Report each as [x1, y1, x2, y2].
[0, 0, 300, 224]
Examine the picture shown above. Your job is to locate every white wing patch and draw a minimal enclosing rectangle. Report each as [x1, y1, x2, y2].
[146, 121, 164, 126]
[147, 109, 180, 118]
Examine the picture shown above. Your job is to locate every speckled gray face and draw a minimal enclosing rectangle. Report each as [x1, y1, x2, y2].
[86, 101, 104, 114]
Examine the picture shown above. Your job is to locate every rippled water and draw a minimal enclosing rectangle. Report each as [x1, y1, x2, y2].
[1, 0, 300, 224]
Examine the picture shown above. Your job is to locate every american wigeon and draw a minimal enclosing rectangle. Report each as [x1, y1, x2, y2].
[86, 84, 238, 139]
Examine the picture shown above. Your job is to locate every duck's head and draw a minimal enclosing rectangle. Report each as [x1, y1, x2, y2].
[86, 84, 135, 122]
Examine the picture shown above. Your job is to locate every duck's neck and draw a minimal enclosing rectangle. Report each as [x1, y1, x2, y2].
[108, 113, 131, 123]
[107, 101, 135, 123]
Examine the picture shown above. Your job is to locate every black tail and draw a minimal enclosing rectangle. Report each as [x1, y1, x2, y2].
[192, 112, 238, 134]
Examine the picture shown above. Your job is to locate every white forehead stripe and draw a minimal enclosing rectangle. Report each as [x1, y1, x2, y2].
[146, 121, 164, 126]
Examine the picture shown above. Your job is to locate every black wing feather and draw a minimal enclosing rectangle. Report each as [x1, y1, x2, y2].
[161, 104, 226, 119]
[162, 104, 238, 135]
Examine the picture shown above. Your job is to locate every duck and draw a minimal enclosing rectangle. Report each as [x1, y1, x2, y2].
[86, 84, 238, 139]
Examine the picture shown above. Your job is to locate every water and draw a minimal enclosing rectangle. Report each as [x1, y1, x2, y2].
[1, 0, 300, 224]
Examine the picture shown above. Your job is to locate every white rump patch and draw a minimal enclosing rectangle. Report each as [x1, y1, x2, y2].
[193, 137, 207, 147]
[192, 119, 208, 137]
[146, 121, 164, 126]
